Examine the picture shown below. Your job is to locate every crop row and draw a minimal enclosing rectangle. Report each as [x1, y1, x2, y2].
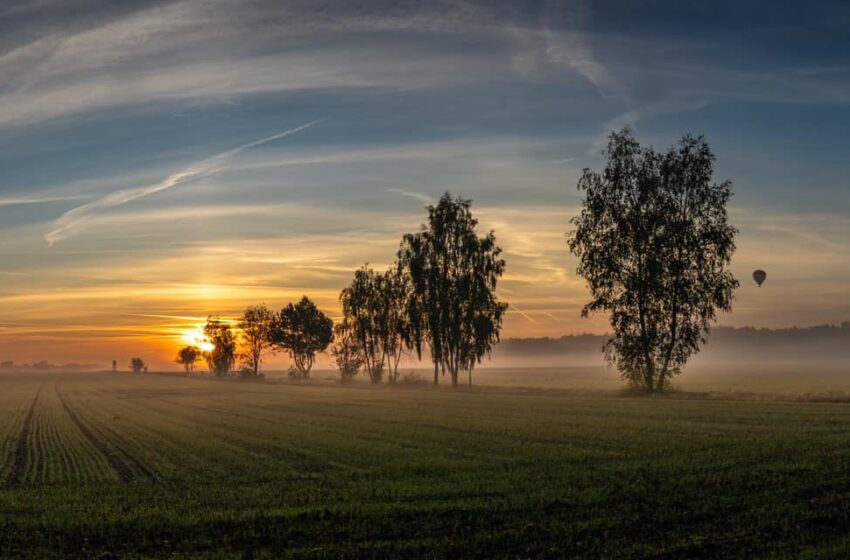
[0, 374, 165, 485]
[0, 377, 42, 482]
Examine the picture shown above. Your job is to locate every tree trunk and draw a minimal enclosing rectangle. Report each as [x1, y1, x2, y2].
[658, 305, 679, 394]
[433, 362, 438, 385]
[643, 363, 656, 393]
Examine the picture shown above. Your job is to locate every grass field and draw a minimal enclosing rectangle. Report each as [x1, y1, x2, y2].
[2, 371, 850, 558]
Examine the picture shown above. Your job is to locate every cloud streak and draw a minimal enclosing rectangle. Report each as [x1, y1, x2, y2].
[539, 0, 628, 103]
[387, 188, 434, 205]
[0, 1, 847, 365]
[0, 194, 89, 206]
[1, 0, 845, 134]
[44, 119, 325, 245]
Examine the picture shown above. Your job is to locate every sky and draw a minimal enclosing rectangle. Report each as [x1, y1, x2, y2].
[0, 0, 848, 368]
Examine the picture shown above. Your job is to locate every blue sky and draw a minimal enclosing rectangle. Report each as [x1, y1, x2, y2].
[0, 0, 848, 366]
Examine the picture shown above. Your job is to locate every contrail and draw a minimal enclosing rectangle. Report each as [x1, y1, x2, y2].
[45, 119, 326, 246]
[0, 194, 89, 206]
[387, 188, 434, 205]
[509, 303, 539, 324]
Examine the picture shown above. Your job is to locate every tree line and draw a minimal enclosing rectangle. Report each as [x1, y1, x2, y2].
[175, 193, 508, 386]
[173, 297, 333, 379]
[167, 128, 738, 393]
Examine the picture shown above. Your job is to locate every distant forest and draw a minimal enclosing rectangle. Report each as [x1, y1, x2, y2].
[495, 323, 850, 365]
[0, 360, 95, 371]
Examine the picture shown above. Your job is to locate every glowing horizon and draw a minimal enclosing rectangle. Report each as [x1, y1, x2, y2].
[0, 1, 848, 368]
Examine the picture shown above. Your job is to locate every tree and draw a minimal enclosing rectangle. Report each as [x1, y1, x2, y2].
[339, 266, 385, 383]
[382, 264, 411, 383]
[203, 316, 236, 376]
[129, 357, 146, 372]
[237, 304, 274, 376]
[175, 346, 200, 372]
[339, 264, 411, 383]
[331, 323, 363, 382]
[398, 192, 508, 386]
[568, 128, 739, 392]
[339, 263, 411, 384]
[269, 296, 333, 379]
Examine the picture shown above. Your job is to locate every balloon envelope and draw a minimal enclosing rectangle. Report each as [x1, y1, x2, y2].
[753, 269, 766, 287]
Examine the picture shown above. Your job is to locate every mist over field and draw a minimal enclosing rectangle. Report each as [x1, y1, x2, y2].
[206, 323, 850, 394]
[6, 323, 850, 396]
[495, 323, 850, 367]
[481, 323, 850, 392]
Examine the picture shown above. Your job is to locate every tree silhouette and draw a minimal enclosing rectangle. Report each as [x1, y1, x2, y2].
[339, 266, 387, 383]
[238, 304, 274, 376]
[129, 357, 146, 372]
[270, 296, 333, 379]
[175, 346, 200, 372]
[398, 192, 507, 386]
[382, 264, 411, 383]
[568, 128, 738, 392]
[331, 322, 363, 382]
[204, 316, 236, 376]
[339, 264, 410, 384]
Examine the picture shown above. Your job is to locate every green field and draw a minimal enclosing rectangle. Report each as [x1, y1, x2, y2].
[2, 371, 850, 558]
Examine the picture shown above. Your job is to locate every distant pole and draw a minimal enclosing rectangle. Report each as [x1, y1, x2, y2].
[112, 360, 117, 373]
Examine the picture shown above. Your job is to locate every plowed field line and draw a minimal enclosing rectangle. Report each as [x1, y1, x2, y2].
[55, 382, 145, 483]
[6, 383, 42, 486]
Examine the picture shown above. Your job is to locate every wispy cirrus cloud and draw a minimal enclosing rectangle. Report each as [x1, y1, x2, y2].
[0, 1, 538, 128]
[0, 0, 848, 366]
[387, 188, 434, 205]
[44, 118, 325, 245]
[538, 0, 628, 103]
[1, 0, 845, 136]
[0, 194, 89, 206]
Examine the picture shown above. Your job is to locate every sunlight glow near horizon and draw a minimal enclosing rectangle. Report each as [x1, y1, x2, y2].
[0, 1, 848, 368]
[180, 326, 215, 353]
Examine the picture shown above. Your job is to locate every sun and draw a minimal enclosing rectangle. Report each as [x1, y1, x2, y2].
[182, 326, 215, 352]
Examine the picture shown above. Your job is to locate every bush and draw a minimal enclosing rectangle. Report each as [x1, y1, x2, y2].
[399, 371, 426, 385]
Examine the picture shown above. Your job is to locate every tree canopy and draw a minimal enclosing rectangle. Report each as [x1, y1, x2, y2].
[568, 128, 738, 392]
[204, 316, 236, 376]
[338, 264, 411, 384]
[398, 192, 507, 386]
[331, 322, 364, 382]
[270, 296, 334, 378]
[238, 304, 274, 376]
[339, 266, 388, 383]
[175, 346, 200, 372]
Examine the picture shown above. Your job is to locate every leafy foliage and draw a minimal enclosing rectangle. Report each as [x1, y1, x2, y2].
[382, 264, 412, 383]
[175, 346, 200, 372]
[129, 357, 146, 372]
[568, 128, 739, 392]
[203, 317, 236, 376]
[339, 264, 411, 383]
[398, 192, 507, 386]
[339, 266, 387, 383]
[237, 304, 274, 376]
[331, 322, 364, 382]
[270, 296, 333, 378]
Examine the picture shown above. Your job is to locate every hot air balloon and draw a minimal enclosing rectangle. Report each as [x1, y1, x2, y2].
[753, 269, 766, 287]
